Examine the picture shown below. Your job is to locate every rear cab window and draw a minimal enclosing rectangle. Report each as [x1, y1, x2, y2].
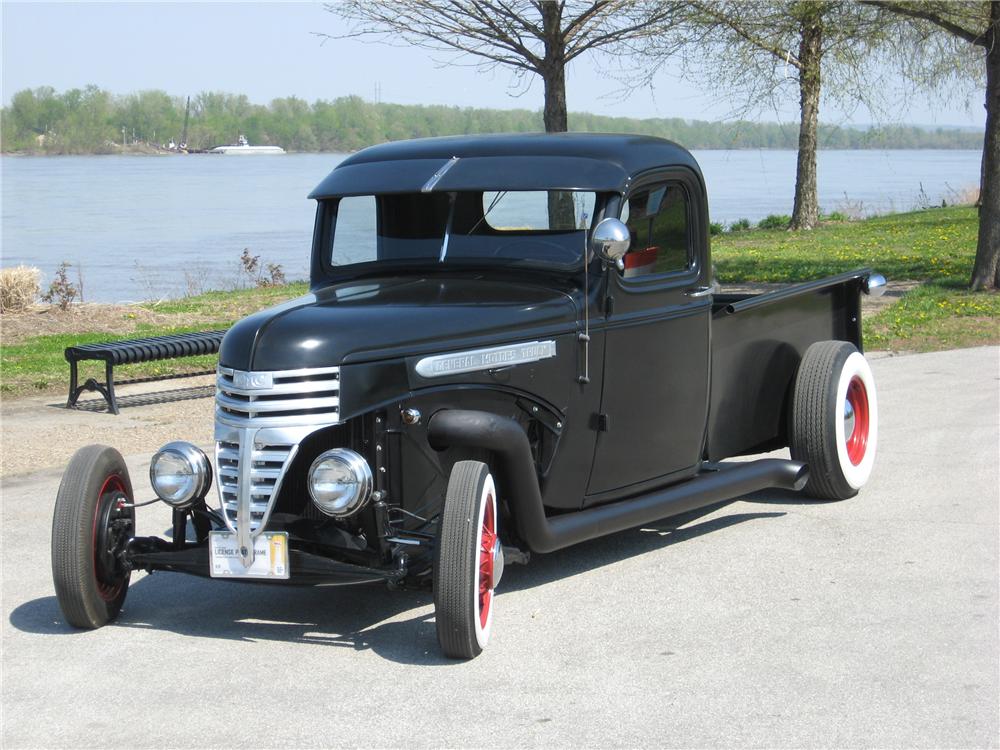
[620, 183, 691, 279]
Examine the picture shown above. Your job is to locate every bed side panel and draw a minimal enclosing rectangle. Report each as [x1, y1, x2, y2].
[707, 283, 861, 460]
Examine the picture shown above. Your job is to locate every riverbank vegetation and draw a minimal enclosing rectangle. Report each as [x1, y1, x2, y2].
[0, 206, 994, 399]
[0, 85, 984, 156]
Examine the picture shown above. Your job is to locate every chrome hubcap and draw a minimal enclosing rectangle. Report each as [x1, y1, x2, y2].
[490, 538, 504, 589]
[844, 397, 856, 440]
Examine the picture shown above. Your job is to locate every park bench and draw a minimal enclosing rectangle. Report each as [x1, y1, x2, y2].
[65, 330, 227, 414]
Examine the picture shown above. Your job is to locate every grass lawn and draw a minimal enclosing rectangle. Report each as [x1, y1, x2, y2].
[712, 205, 999, 352]
[1, 283, 310, 397]
[1, 206, 996, 398]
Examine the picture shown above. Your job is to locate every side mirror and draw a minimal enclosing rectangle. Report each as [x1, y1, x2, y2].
[590, 218, 630, 265]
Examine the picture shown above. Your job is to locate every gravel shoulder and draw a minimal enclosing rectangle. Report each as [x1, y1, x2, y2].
[0, 375, 216, 477]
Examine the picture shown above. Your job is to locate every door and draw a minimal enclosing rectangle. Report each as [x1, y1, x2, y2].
[586, 173, 712, 498]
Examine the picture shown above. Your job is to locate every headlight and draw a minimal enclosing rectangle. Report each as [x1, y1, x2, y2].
[307, 448, 373, 518]
[149, 441, 212, 508]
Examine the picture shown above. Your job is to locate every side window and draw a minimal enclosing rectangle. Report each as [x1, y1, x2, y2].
[329, 196, 377, 265]
[619, 183, 690, 278]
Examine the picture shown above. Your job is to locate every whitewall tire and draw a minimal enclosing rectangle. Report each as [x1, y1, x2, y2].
[434, 461, 500, 659]
[791, 341, 878, 499]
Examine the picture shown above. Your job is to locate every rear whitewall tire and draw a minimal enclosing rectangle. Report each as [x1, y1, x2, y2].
[791, 341, 879, 500]
[834, 351, 878, 490]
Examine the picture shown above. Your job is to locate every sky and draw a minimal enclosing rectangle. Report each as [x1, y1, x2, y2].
[0, 1, 987, 128]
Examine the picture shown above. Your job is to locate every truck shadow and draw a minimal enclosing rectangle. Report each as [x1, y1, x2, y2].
[500, 505, 786, 593]
[9, 502, 786, 665]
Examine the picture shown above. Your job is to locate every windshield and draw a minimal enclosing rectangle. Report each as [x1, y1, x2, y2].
[323, 190, 597, 271]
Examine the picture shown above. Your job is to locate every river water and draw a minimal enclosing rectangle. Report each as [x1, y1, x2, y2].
[0, 149, 982, 303]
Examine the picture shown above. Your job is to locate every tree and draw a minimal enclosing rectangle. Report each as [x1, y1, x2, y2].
[119, 90, 183, 144]
[3, 87, 66, 150]
[60, 85, 116, 153]
[322, 1, 679, 133]
[641, 1, 891, 230]
[188, 92, 258, 148]
[861, 0, 998, 290]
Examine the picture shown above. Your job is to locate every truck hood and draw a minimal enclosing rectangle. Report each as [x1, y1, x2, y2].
[219, 275, 580, 372]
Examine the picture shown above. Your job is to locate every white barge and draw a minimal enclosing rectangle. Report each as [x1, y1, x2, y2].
[209, 135, 285, 155]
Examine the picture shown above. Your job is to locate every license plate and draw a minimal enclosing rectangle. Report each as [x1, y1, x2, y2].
[209, 531, 290, 579]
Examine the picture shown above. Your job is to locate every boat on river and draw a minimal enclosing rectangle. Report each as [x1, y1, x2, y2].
[208, 135, 285, 155]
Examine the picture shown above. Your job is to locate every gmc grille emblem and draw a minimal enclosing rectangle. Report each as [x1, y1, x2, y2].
[233, 371, 273, 390]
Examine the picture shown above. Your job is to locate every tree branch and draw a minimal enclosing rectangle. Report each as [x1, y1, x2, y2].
[859, 0, 986, 46]
[689, 2, 804, 69]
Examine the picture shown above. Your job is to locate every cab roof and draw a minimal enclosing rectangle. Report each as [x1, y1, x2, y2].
[308, 133, 702, 199]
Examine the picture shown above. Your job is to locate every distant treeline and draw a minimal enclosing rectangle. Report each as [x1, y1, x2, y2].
[0, 85, 983, 155]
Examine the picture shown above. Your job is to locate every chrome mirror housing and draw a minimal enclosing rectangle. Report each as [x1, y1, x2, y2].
[590, 218, 630, 263]
[864, 273, 887, 297]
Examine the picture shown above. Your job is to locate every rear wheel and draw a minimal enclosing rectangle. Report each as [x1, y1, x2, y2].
[791, 341, 878, 499]
[52, 445, 135, 628]
[434, 461, 501, 659]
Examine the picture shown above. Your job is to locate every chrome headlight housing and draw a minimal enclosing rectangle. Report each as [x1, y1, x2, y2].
[307, 448, 373, 518]
[149, 441, 212, 508]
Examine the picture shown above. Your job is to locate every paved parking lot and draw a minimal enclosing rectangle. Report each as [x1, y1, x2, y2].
[2, 347, 997, 748]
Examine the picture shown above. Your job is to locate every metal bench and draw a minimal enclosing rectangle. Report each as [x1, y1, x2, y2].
[65, 330, 227, 414]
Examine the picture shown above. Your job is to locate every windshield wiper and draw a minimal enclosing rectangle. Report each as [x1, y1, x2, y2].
[466, 190, 507, 235]
[438, 192, 456, 263]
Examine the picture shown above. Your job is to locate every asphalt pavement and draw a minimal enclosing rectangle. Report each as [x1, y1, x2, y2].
[2, 346, 998, 748]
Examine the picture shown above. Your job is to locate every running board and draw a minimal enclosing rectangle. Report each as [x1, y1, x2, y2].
[428, 410, 808, 554]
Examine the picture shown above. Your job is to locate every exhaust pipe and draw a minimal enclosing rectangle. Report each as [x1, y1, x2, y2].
[428, 409, 808, 554]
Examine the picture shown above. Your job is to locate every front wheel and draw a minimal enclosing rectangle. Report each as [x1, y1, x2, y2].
[434, 461, 501, 659]
[791, 341, 878, 499]
[52, 445, 136, 628]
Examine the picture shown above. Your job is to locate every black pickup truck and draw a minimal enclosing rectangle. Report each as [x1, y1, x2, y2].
[51, 134, 885, 659]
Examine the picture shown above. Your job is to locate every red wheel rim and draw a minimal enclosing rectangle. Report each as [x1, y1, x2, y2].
[92, 474, 129, 602]
[845, 376, 870, 466]
[478, 492, 497, 629]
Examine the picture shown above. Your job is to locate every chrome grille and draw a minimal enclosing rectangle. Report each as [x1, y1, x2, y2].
[216, 365, 340, 427]
[215, 438, 296, 533]
[214, 365, 343, 537]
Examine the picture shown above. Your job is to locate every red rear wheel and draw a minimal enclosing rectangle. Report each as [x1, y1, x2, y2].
[791, 341, 879, 499]
[844, 376, 870, 466]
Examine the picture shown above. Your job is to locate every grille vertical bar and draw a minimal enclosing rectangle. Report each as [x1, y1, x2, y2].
[214, 365, 342, 535]
[215, 436, 297, 534]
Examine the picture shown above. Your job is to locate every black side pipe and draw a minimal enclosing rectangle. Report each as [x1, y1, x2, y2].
[428, 409, 809, 554]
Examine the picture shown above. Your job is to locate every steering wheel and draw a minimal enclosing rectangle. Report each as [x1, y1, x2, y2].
[489, 238, 579, 262]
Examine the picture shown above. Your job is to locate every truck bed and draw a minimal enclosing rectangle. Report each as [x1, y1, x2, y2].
[706, 269, 870, 461]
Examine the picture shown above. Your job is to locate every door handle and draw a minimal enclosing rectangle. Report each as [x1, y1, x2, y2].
[687, 286, 714, 298]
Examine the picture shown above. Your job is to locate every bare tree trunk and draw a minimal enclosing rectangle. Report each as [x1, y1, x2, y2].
[542, 64, 575, 227]
[970, 1, 999, 291]
[539, 0, 568, 133]
[538, 0, 573, 226]
[790, 14, 822, 231]
[543, 68, 574, 227]
[542, 64, 569, 133]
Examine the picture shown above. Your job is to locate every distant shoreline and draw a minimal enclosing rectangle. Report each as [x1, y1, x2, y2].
[1, 144, 986, 157]
[2, 86, 984, 155]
